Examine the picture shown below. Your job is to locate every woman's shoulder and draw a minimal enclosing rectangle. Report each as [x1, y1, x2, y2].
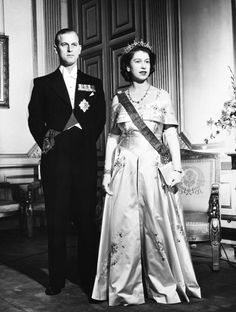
[111, 93, 122, 113]
[149, 87, 171, 107]
[112, 90, 128, 107]
[149, 86, 169, 97]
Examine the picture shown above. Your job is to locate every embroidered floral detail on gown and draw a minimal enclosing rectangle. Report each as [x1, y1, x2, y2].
[92, 88, 201, 306]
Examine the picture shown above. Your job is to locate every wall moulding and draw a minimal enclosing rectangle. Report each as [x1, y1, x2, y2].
[0, 35, 9, 108]
[177, 0, 234, 149]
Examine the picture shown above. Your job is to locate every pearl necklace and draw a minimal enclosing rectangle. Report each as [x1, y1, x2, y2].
[127, 85, 151, 104]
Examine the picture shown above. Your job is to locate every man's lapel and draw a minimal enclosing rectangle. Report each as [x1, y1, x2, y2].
[49, 69, 71, 107]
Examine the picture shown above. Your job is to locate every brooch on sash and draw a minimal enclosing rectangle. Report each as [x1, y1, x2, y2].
[79, 99, 90, 112]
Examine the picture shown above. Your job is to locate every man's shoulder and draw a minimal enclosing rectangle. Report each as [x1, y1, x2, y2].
[78, 70, 101, 85]
[34, 70, 59, 84]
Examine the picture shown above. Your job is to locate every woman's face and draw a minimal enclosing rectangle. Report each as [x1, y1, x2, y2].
[127, 50, 151, 82]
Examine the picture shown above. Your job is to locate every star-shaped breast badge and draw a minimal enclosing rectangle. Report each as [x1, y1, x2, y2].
[79, 99, 90, 112]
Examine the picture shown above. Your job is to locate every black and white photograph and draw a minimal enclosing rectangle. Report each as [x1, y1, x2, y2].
[0, 0, 236, 311]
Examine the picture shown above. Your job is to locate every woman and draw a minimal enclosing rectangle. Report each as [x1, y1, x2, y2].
[92, 41, 201, 306]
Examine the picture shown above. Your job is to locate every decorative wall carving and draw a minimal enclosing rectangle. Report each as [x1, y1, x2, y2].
[28, 144, 41, 159]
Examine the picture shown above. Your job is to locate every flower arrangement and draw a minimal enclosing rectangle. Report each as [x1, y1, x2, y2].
[204, 66, 236, 144]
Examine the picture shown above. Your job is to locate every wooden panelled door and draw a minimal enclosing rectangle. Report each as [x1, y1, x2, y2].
[69, 0, 145, 155]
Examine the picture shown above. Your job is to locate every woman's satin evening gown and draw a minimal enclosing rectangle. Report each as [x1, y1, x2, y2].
[92, 88, 201, 306]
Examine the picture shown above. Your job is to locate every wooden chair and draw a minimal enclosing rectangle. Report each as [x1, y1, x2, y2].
[0, 182, 23, 233]
[179, 149, 221, 271]
[25, 180, 45, 238]
[25, 180, 107, 237]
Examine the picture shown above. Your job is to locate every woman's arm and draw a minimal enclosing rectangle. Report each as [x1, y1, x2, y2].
[164, 125, 183, 187]
[102, 95, 120, 195]
[102, 134, 119, 195]
[104, 134, 120, 173]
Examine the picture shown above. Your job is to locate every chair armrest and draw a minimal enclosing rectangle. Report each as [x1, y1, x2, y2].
[208, 183, 221, 221]
[208, 183, 221, 241]
[27, 180, 41, 191]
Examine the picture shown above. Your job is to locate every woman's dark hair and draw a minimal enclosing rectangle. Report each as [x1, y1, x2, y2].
[120, 45, 156, 82]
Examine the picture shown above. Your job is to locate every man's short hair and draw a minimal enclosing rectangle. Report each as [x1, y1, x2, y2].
[54, 28, 78, 46]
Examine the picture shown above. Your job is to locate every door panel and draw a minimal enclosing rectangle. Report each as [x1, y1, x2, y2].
[81, 53, 103, 79]
[110, 44, 129, 95]
[81, 0, 102, 47]
[70, 0, 145, 148]
[110, 0, 135, 39]
[68, 0, 144, 187]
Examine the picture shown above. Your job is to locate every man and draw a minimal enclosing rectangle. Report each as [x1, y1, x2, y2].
[28, 28, 106, 297]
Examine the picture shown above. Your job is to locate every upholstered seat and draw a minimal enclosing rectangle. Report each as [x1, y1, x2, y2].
[184, 211, 209, 241]
[0, 200, 20, 214]
[0, 182, 22, 231]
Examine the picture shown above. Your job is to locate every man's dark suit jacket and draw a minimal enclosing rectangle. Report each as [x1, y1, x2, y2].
[28, 66, 107, 226]
[28, 68, 106, 150]
[28, 67, 106, 222]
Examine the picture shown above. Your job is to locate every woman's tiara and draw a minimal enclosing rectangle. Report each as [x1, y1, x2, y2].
[123, 40, 152, 54]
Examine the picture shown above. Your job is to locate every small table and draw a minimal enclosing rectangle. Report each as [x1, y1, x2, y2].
[222, 153, 236, 221]
[222, 153, 236, 255]
[227, 152, 236, 170]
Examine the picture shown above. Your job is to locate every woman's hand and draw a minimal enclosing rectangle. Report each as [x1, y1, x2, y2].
[102, 173, 113, 196]
[170, 170, 183, 187]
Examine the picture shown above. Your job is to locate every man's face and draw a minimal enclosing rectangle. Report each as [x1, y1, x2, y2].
[54, 31, 81, 67]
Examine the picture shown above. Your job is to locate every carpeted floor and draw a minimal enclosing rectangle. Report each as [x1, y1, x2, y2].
[0, 228, 236, 312]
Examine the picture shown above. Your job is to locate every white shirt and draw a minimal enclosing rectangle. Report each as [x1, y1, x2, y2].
[59, 65, 82, 129]
[59, 65, 77, 107]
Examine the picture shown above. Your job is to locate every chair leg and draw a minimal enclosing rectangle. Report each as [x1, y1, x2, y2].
[19, 204, 25, 235]
[209, 184, 221, 271]
[25, 202, 33, 238]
